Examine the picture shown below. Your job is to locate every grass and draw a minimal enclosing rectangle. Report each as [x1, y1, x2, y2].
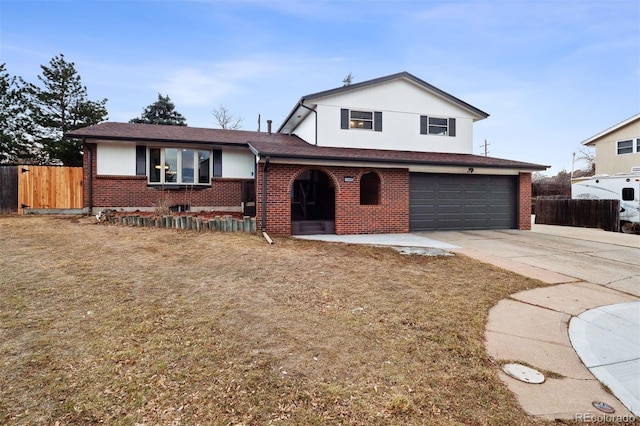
[0, 215, 564, 425]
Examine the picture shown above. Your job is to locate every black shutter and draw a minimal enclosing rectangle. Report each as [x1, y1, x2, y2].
[374, 111, 382, 132]
[213, 149, 222, 177]
[449, 118, 456, 137]
[136, 146, 146, 175]
[340, 108, 349, 129]
[420, 116, 428, 135]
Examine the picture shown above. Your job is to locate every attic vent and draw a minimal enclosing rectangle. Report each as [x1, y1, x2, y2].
[631, 166, 640, 174]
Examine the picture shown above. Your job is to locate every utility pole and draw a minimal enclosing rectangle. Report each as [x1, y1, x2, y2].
[480, 139, 490, 156]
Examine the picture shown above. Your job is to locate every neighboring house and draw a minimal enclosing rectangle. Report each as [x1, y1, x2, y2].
[581, 113, 640, 175]
[66, 71, 547, 236]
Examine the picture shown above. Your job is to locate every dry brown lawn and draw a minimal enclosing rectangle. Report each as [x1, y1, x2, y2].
[0, 215, 562, 425]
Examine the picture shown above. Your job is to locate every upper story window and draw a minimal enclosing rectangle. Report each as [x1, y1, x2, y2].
[341, 108, 382, 131]
[617, 138, 640, 155]
[420, 116, 456, 137]
[350, 111, 373, 129]
[147, 147, 221, 185]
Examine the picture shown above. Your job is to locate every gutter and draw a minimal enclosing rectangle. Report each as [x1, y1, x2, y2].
[66, 134, 249, 149]
[251, 152, 549, 171]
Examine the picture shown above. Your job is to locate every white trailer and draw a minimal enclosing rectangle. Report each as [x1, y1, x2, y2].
[572, 173, 640, 233]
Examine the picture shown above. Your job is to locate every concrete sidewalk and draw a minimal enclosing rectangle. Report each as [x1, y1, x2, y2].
[296, 225, 640, 420]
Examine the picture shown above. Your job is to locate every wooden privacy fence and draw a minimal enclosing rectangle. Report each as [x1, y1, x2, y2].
[0, 165, 83, 214]
[535, 199, 620, 232]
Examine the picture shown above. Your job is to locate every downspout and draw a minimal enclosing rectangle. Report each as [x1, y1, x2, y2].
[261, 156, 273, 244]
[299, 101, 318, 145]
[85, 140, 93, 214]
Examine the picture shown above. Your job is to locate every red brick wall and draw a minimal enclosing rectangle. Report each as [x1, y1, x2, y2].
[256, 162, 409, 235]
[83, 144, 246, 211]
[255, 161, 535, 235]
[518, 172, 532, 230]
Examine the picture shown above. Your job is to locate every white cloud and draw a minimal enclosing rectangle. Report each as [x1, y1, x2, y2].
[158, 56, 285, 107]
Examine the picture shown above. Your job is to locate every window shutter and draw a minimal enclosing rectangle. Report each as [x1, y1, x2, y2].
[448, 118, 456, 137]
[420, 116, 428, 135]
[340, 108, 349, 129]
[135, 146, 146, 175]
[374, 111, 382, 132]
[213, 149, 222, 177]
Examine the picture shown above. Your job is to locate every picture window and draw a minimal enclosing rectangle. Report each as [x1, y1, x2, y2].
[148, 147, 212, 185]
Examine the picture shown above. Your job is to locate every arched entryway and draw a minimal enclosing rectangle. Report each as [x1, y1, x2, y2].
[291, 169, 336, 235]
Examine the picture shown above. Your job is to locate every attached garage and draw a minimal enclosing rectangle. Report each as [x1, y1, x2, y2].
[410, 173, 518, 231]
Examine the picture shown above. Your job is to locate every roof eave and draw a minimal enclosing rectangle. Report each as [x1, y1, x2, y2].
[277, 98, 316, 134]
[301, 71, 490, 120]
[252, 151, 547, 171]
[581, 113, 640, 146]
[65, 133, 249, 148]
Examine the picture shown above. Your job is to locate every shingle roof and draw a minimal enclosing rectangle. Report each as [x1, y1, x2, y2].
[278, 71, 489, 134]
[248, 137, 547, 171]
[66, 122, 547, 171]
[65, 121, 295, 146]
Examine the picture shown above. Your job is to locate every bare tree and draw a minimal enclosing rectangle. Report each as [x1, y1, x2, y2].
[342, 72, 354, 86]
[575, 147, 595, 176]
[212, 105, 242, 130]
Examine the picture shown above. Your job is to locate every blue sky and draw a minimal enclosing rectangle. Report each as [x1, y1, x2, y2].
[1, 0, 639, 175]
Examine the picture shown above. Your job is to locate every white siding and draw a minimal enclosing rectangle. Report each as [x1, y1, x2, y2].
[222, 149, 255, 178]
[294, 112, 317, 145]
[97, 143, 136, 175]
[305, 79, 478, 153]
[589, 119, 640, 175]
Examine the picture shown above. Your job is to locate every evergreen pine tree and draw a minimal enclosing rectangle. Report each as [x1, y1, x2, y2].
[0, 63, 36, 164]
[130, 94, 187, 126]
[28, 54, 108, 166]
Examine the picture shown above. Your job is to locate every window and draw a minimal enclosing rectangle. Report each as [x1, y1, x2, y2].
[135, 146, 146, 175]
[622, 187, 634, 201]
[341, 109, 382, 131]
[420, 116, 456, 136]
[351, 111, 373, 129]
[360, 172, 380, 205]
[618, 139, 633, 155]
[428, 117, 448, 135]
[148, 148, 214, 185]
[617, 138, 640, 155]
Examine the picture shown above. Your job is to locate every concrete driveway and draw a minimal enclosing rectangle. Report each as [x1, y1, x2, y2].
[417, 223, 640, 297]
[418, 224, 640, 419]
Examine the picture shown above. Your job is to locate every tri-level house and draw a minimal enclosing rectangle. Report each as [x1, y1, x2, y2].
[66, 72, 547, 235]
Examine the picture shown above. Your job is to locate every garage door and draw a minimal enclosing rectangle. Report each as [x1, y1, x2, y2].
[410, 173, 517, 231]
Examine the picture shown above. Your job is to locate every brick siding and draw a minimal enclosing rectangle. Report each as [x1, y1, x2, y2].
[83, 144, 247, 211]
[84, 144, 533, 233]
[256, 163, 409, 235]
[518, 172, 532, 230]
[256, 162, 534, 235]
